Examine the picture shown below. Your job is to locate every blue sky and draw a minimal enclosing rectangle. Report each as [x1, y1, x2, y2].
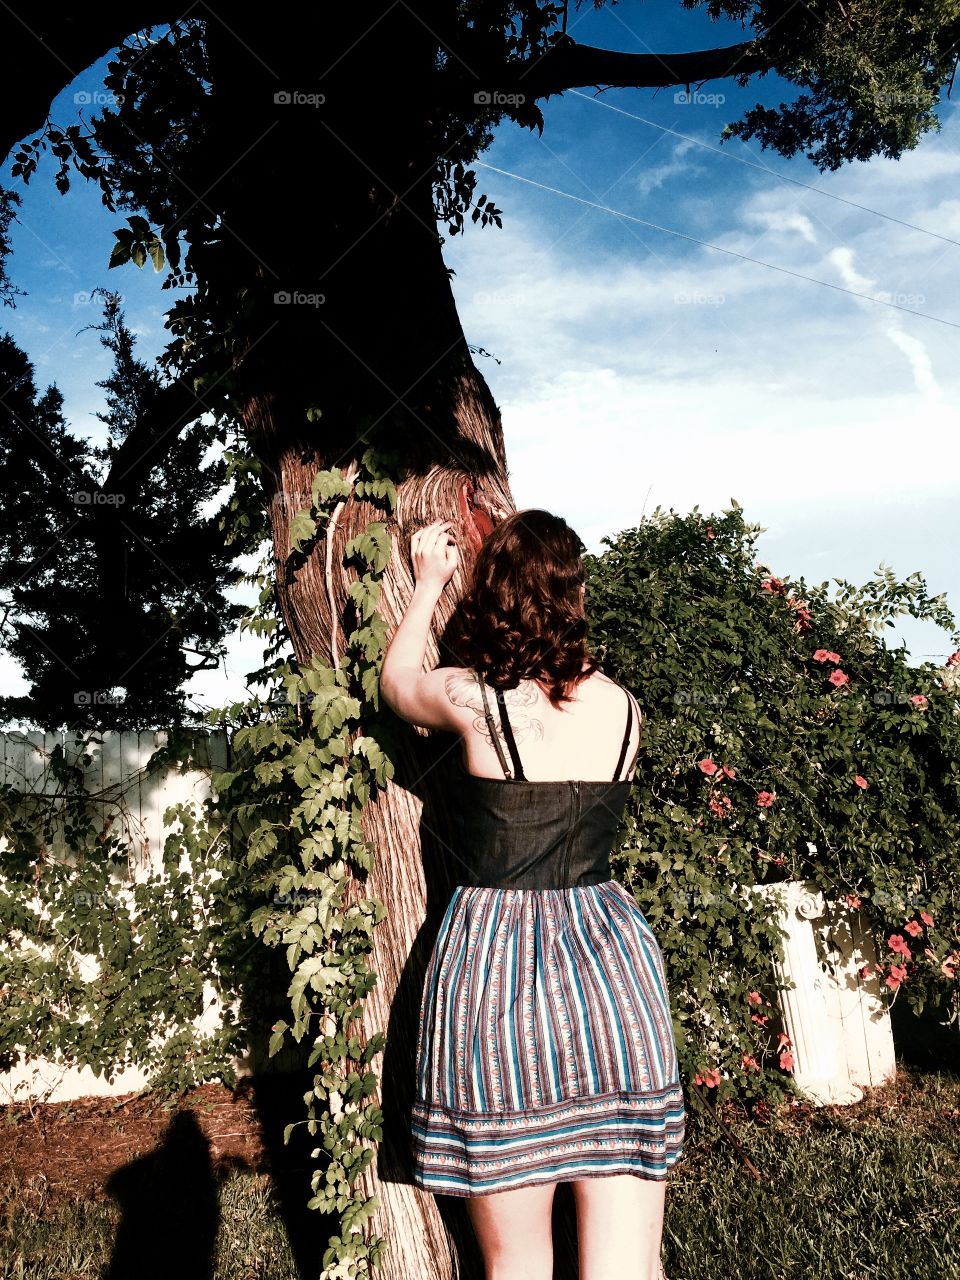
[2, 3, 959, 717]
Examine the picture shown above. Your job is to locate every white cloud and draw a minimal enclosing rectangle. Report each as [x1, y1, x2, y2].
[632, 137, 699, 197]
[744, 208, 819, 243]
[447, 118, 960, 557]
[827, 246, 940, 401]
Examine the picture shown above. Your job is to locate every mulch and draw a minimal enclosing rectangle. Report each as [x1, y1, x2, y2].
[0, 1081, 268, 1212]
[0, 1066, 954, 1215]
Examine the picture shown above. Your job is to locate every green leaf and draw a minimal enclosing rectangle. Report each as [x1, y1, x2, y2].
[288, 507, 318, 552]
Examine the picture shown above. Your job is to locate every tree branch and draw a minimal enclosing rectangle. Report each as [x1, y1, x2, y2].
[0, 4, 183, 163]
[102, 378, 207, 502]
[509, 35, 774, 100]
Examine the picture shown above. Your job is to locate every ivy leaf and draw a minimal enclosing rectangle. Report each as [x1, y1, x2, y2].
[288, 508, 318, 552]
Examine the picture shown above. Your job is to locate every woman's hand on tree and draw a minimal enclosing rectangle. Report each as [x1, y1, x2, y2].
[410, 520, 459, 591]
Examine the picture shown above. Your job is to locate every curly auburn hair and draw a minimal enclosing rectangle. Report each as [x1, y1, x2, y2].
[450, 509, 598, 707]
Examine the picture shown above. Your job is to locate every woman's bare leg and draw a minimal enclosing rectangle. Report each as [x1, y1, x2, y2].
[464, 1180, 557, 1280]
[572, 1174, 667, 1280]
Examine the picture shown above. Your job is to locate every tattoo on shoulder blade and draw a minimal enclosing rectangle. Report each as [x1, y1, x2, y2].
[443, 671, 544, 748]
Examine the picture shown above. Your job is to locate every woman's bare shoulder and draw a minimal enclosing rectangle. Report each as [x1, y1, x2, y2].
[440, 667, 542, 711]
[441, 666, 481, 711]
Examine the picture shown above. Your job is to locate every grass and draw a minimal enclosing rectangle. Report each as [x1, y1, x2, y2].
[0, 1168, 300, 1280]
[662, 1067, 960, 1279]
[1, 1062, 958, 1279]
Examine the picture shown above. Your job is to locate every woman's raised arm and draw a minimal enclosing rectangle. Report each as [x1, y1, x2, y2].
[380, 520, 462, 730]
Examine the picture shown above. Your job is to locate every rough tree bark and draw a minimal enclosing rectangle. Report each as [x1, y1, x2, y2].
[199, 9, 542, 1278]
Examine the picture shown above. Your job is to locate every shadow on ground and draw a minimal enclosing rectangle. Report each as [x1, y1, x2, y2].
[891, 993, 960, 1075]
[104, 1109, 220, 1280]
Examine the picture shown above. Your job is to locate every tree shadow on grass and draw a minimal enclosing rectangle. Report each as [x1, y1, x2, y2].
[241, 1068, 342, 1280]
[102, 1075, 340, 1280]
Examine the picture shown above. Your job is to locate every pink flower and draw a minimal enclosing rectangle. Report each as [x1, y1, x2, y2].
[887, 934, 912, 960]
[694, 1067, 722, 1089]
[828, 669, 850, 688]
[854, 775, 869, 790]
[746, 991, 763, 1005]
[698, 757, 719, 775]
[789, 598, 813, 631]
[920, 911, 935, 927]
[721, 764, 737, 779]
[779, 1050, 794, 1071]
[756, 791, 776, 808]
[750, 1012, 769, 1025]
[741, 1054, 760, 1071]
[825, 651, 841, 663]
[910, 694, 928, 709]
[709, 794, 732, 818]
[761, 577, 785, 594]
[941, 955, 959, 980]
[885, 963, 908, 990]
[947, 650, 960, 668]
[812, 649, 831, 663]
[777, 1032, 792, 1047]
[904, 920, 923, 938]
[845, 893, 861, 910]
[858, 963, 873, 979]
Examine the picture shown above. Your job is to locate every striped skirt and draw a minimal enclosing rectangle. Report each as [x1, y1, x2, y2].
[410, 877, 686, 1197]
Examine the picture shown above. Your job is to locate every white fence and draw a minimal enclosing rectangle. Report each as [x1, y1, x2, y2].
[0, 731, 896, 1105]
[0, 729, 243, 1103]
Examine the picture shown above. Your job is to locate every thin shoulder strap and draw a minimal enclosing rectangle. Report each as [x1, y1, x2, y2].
[612, 690, 637, 781]
[494, 686, 527, 781]
[476, 672, 515, 780]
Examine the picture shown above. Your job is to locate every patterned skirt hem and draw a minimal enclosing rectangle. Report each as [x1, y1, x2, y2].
[411, 1082, 685, 1197]
[412, 1154, 683, 1198]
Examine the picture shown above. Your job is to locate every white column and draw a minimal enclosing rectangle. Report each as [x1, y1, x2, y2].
[753, 881, 865, 1105]
[813, 897, 897, 1089]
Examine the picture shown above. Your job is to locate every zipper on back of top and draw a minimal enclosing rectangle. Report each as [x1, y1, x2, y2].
[562, 780, 581, 889]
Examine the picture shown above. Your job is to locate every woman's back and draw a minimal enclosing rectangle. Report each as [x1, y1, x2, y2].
[445, 667, 642, 783]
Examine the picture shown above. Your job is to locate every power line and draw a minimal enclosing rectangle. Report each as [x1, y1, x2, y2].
[472, 160, 960, 330]
[568, 89, 960, 251]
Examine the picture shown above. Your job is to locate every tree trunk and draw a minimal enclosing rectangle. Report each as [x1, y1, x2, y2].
[199, 9, 588, 1278]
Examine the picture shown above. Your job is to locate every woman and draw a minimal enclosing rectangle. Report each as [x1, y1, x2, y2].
[380, 509, 685, 1280]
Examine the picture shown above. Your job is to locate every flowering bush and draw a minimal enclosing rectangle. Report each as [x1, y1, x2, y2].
[585, 501, 960, 1104]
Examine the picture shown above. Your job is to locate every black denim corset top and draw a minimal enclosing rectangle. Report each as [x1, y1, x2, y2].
[451, 673, 637, 891]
